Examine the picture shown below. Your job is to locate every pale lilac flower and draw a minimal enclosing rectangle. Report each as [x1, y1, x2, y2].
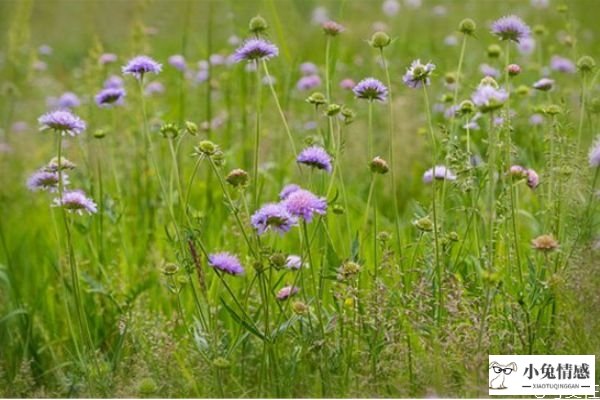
[45, 157, 76, 172]
[300, 62, 318, 76]
[402, 59, 435, 88]
[251, 203, 298, 235]
[423, 166, 457, 183]
[99, 53, 118, 65]
[262, 75, 276, 86]
[433, 5, 447, 16]
[382, 0, 401, 16]
[38, 45, 52, 56]
[550, 55, 576, 73]
[353, 78, 388, 101]
[340, 78, 356, 90]
[283, 188, 327, 222]
[589, 136, 600, 167]
[444, 105, 460, 119]
[311, 6, 329, 25]
[297, 146, 332, 173]
[296, 75, 321, 91]
[198, 60, 210, 70]
[33, 60, 47, 71]
[56, 92, 80, 109]
[526, 169, 539, 189]
[195, 69, 209, 84]
[210, 54, 226, 66]
[531, 0, 549, 8]
[276, 285, 299, 300]
[95, 88, 125, 107]
[39, 110, 86, 136]
[322, 20, 345, 36]
[471, 83, 508, 112]
[463, 120, 480, 131]
[285, 255, 302, 270]
[304, 121, 318, 131]
[0, 143, 11, 153]
[122, 55, 162, 79]
[228, 35, 241, 46]
[27, 170, 68, 192]
[104, 75, 124, 89]
[517, 37, 536, 55]
[168, 54, 186, 71]
[480, 63, 500, 78]
[491, 15, 531, 43]
[529, 113, 544, 125]
[404, 0, 421, 8]
[53, 190, 97, 215]
[509, 165, 527, 178]
[532, 78, 554, 91]
[232, 39, 279, 62]
[144, 81, 164, 96]
[11, 121, 29, 133]
[444, 35, 458, 46]
[208, 252, 244, 275]
[279, 184, 301, 200]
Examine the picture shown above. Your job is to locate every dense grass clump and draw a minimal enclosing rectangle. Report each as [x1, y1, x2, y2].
[1, 0, 599, 397]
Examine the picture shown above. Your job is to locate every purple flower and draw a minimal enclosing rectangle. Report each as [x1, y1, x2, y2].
[57, 92, 80, 109]
[38, 45, 52, 56]
[279, 184, 301, 200]
[104, 75, 124, 89]
[195, 69, 209, 84]
[491, 15, 531, 43]
[526, 169, 539, 189]
[444, 105, 460, 120]
[296, 74, 321, 91]
[340, 78, 356, 90]
[529, 113, 544, 126]
[322, 20, 345, 36]
[590, 136, 600, 168]
[99, 53, 118, 65]
[27, 170, 68, 192]
[532, 78, 554, 91]
[282, 188, 327, 222]
[423, 166, 457, 183]
[208, 252, 244, 275]
[480, 63, 500, 78]
[402, 59, 436, 89]
[95, 88, 126, 107]
[300, 62, 318, 75]
[471, 83, 508, 112]
[145, 81, 164, 96]
[168, 54, 186, 71]
[382, 0, 401, 16]
[122, 55, 162, 79]
[33, 60, 47, 71]
[285, 255, 302, 270]
[11, 121, 29, 133]
[232, 38, 279, 63]
[517, 37, 536, 55]
[550, 55, 576, 73]
[251, 203, 298, 235]
[353, 77, 388, 101]
[53, 190, 97, 215]
[297, 146, 332, 173]
[38, 110, 86, 136]
[444, 35, 458, 46]
[276, 285, 299, 301]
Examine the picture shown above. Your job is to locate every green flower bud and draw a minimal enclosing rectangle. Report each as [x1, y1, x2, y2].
[292, 300, 308, 315]
[269, 252, 287, 269]
[543, 104, 562, 116]
[306, 92, 327, 106]
[332, 204, 345, 215]
[137, 378, 158, 396]
[93, 129, 106, 139]
[577, 55, 596, 73]
[487, 44, 502, 59]
[326, 103, 341, 116]
[516, 85, 530, 96]
[160, 122, 180, 139]
[413, 216, 433, 232]
[459, 100, 475, 114]
[185, 121, 198, 136]
[225, 168, 249, 187]
[369, 31, 391, 49]
[196, 140, 218, 156]
[533, 24, 548, 36]
[162, 263, 179, 275]
[458, 18, 476, 35]
[444, 72, 457, 84]
[249, 15, 268, 34]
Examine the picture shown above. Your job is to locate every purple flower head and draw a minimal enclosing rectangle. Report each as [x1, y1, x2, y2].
[322, 20, 345, 36]
[550, 55, 576, 73]
[382, 0, 401, 16]
[57, 92, 80, 109]
[532, 78, 554, 91]
[208, 252, 244, 275]
[285, 255, 302, 270]
[526, 169, 539, 189]
[232, 38, 279, 63]
[340, 78, 356, 90]
[491, 15, 531, 43]
[39, 110, 86, 136]
[402, 59, 436, 89]
[144, 81, 164, 96]
[99, 53, 118, 65]
[509, 165, 527, 178]
[38, 45, 53, 56]
[210, 54, 226, 66]
[53, 190, 97, 215]
[283, 188, 327, 222]
[444, 35, 458, 46]
[529, 113, 544, 126]
[353, 77, 388, 101]
[104, 75, 124, 89]
[122, 55, 162, 80]
[95, 88, 126, 108]
[168, 54, 186, 71]
[297, 146, 332, 173]
[296, 75, 321, 91]
[300, 62, 318, 76]
[517, 37, 535, 55]
[444, 105, 460, 120]
[279, 184, 301, 200]
[276, 285, 299, 301]
[589, 136, 600, 168]
[480, 63, 500, 78]
[471, 83, 508, 113]
[195, 69, 209, 84]
[11, 121, 28, 133]
[251, 203, 298, 235]
[27, 170, 68, 192]
[423, 165, 457, 183]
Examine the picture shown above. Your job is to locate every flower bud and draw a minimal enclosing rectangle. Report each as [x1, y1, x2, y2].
[160, 122, 180, 139]
[162, 262, 179, 275]
[444, 72, 457, 84]
[543, 104, 562, 116]
[369, 156, 389, 174]
[341, 106, 356, 124]
[332, 204, 345, 215]
[337, 261, 361, 281]
[533, 24, 548, 36]
[292, 301, 309, 315]
[413, 216, 433, 232]
[487, 44, 502, 59]
[249, 15, 268, 34]
[185, 121, 198, 136]
[93, 129, 106, 139]
[516, 85, 530, 96]
[369, 31, 391, 49]
[458, 18, 476, 35]
[322, 20, 344, 36]
[269, 252, 287, 269]
[326, 103, 342, 116]
[507, 63, 521, 76]
[306, 92, 327, 106]
[577, 55, 596, 73]
[225, 168, 249, 187]
[377, 231, 391, 242]
[459, 100, 475, 114]
[480, 76, 499, 88]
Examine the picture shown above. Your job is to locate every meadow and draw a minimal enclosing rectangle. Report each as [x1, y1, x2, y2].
[1, 0, 600, 397]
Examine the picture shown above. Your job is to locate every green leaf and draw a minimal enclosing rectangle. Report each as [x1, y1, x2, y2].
[220, 297, 266, 342]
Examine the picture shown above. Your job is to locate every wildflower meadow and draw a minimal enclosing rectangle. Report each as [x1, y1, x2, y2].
[1, 0, 600, 397]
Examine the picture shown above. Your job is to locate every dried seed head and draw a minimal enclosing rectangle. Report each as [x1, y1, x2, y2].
[292, 301, 309, 315]
[225, 168, 249, 187]
[162, 262, 179, 275]
[369, 156, 389, 174]
[337, 261, 361, 281]
[532, 234, 559, 252]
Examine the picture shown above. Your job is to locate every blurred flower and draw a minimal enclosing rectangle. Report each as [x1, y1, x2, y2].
[280, 184, 301, 200]
[99, 53, 118, 65]
[403, 59, 435, 88]
[276, 285, 299, 300]
[480, 63, 500, 78]
[95, 87, 125, 107]
[491, 15, 531, 43]
[251, 203, 298, 235]
[423, 165, 457, 183]
[300, 62, 318, 75]
[589, 136, 600, 167]
[382, 0, 401, 16]
[144, 81, 165, 96]
[104, 75, 124, 89]
[38, 44, 52, 56]
[53, 190, 97, 215]
[353, 77, 388, 101]
[210, 54, 226, 66]
[526, 169, 539, 189]
[208, 252, 244, 275]
[472, 83, 508, 112]
[283, 188, 327, 222]
[340, 78, 356, 90]
[33, 60, 47, 71]
[444, 35, 458, 46]
[52, 92, 80, 109]
[532, 234, 558, 251]
[285, 255, 302, 270]
[122, 55, 162, 79]
[529, 113, 544, 125]
[39, 110, 86, 136]
[11, 121, 28, 133]
[404, 0, 421, 8]
[531, 0, 549, 8]
[517, 37, 535, 55]
[27, 170, 68, 192]
[168, 54, 186, 71]
[550, 55, 575, 73]
[311, 6, 329, 25]
[322, 20, 345, 36]
[296, 74, 321, 91]
[232, 39, 279, 62]
[297, 146, 332, 173]
[532, 78, 554, 91]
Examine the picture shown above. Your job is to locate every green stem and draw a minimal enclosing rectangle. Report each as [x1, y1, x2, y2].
[253, 60, 262, 208]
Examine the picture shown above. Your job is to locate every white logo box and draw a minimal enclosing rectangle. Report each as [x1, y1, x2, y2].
[489, 354, 595, 396]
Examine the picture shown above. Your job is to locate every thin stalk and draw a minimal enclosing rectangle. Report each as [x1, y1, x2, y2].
[253, 60, 262, 208]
